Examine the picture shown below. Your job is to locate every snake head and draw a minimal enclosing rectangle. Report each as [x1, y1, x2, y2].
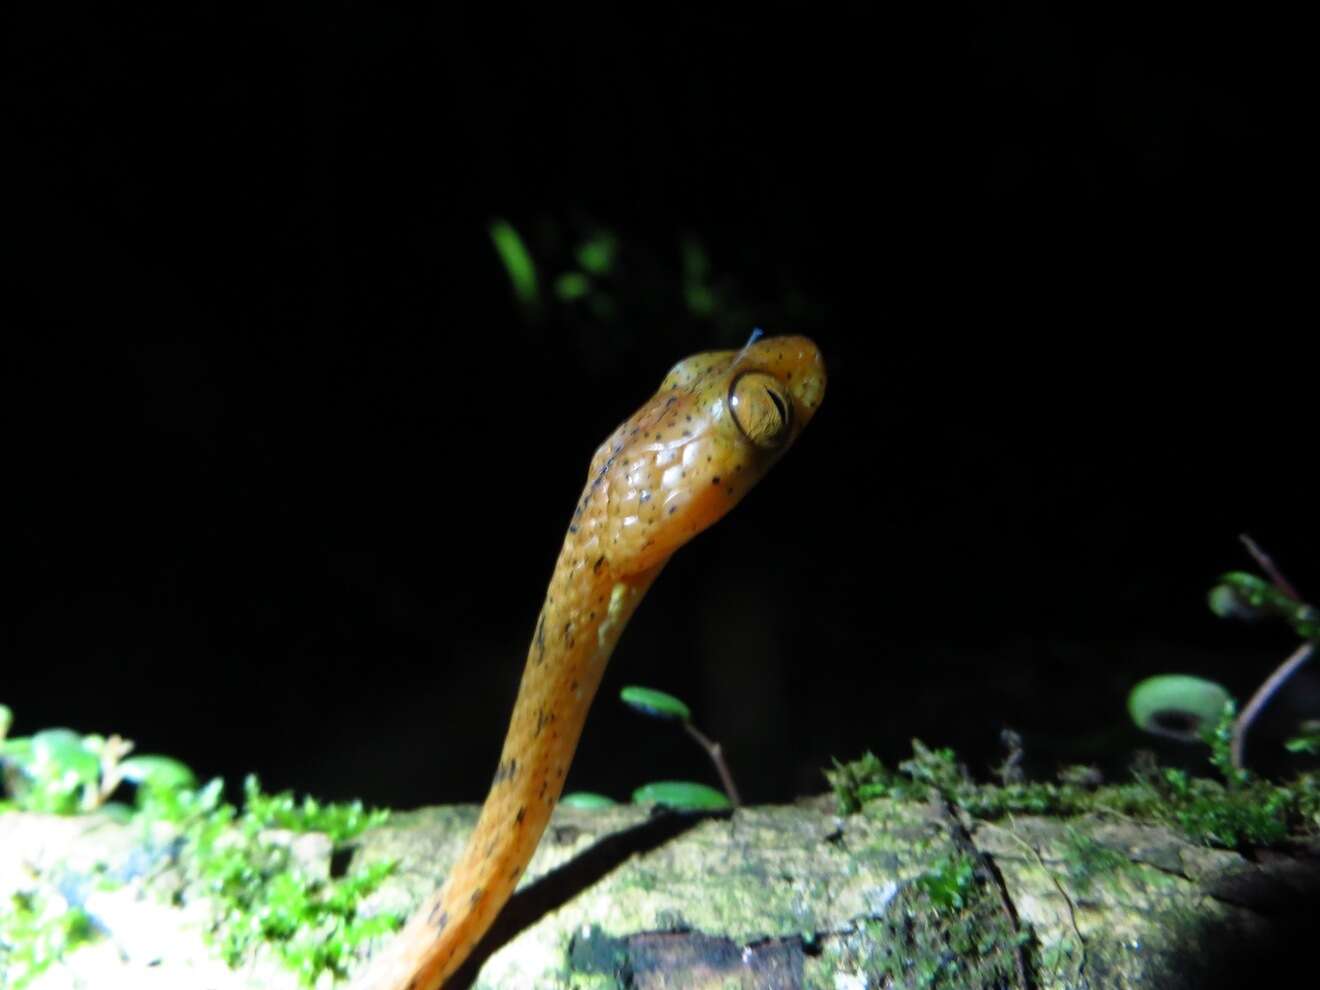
[580, 335, 826, 577]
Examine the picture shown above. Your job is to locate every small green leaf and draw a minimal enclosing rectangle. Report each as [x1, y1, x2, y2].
[488, 219, 540, 310]
[1208, 572, 1272, 619]
[120, 755, 198, 795]
[1128, 675, 1232, 742]
[554, 272, 591, 301]
[1, 729, 101, 813]
[1207, 583, 1261, 621]
[1211, 572, 1320, 639]
[560, 791, 617, 810]
[1285, 721, 1320, 756]
[620, 686, 691, 722]
[575, 233, 617, 275]
[631, 781, 731, 811]
[33, 729, 101, 788]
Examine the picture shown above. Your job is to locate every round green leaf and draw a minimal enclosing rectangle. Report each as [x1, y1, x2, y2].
[620, 686, 691, 722]
[32, 729, 100, 783]
[1128, 675, 1232, 742]
[119, 755, 198, 794]
[559, 791, 617, 810]
[1207, 574, 1272, 620]
[631, 781, 732, 811]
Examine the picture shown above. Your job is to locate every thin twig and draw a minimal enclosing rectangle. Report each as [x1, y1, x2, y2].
[1232, 641, 1315, 770]
[682, 722, 742, 807]
[1239, 534, 1301, 601]
[90, 734, 135, 810]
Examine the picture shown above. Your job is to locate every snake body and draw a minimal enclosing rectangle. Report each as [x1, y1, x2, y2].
[354, 335, 826, 989]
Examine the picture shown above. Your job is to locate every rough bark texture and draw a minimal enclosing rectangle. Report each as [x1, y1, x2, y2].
[2, 795, 1318, 989]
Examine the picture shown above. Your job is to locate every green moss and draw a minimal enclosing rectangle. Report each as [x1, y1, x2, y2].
[824, 750, 922, 813]
[0, 892, 94, 989]
[0, 728, 106, 813]
[917, 853, 978, 912]
[839, 854, 1029, 990]
[0, 707, 398, 986]
[826, 736, 1320, 853]
[173, 774, 401, 984]
[1058, 829, 1134, 896]
[1157, 768, 1292, 847]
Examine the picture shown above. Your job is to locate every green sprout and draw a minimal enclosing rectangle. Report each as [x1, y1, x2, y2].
[562, 685, 742, 812]
[620, 684, 741, 806]
[551, 230, 619, 318]
[1210, 571, 1320, 638]
[1131, 534, 1318, 771]
[0, 723, 135, 814]
[559, 791, 618, 810]
[490, 220, 621, 316]
[485, 216, 821, 339]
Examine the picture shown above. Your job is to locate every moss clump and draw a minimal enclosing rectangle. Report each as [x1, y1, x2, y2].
[169, 774, 401, 985]
[827, 737, 1319, 852]
[852, 851, 1029, 989]
[1056, 828, 1134, 897]
[0, 892, 94, 989]
[1154, 769, 1292, 847]
[916, 853, 978, 912]
[1, 706, 400, 986]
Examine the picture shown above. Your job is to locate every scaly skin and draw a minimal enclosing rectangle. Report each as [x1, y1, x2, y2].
[353, 335, 825, 990]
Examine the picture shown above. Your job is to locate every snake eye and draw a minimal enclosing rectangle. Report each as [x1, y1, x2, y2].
[728, 372, 792, 449]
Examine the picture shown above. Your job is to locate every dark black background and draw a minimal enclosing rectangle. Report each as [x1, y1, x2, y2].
[5, 5, 1313, 811]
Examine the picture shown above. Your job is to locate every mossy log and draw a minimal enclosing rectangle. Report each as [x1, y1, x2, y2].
[2, 794, 1318, 989]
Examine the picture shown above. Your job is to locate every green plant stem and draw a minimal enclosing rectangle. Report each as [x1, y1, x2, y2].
[681, 722, 742, 807]
[1232, 641, 1315, 770]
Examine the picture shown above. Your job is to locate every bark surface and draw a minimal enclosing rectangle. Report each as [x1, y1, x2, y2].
[2, 795, 1317, 989]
